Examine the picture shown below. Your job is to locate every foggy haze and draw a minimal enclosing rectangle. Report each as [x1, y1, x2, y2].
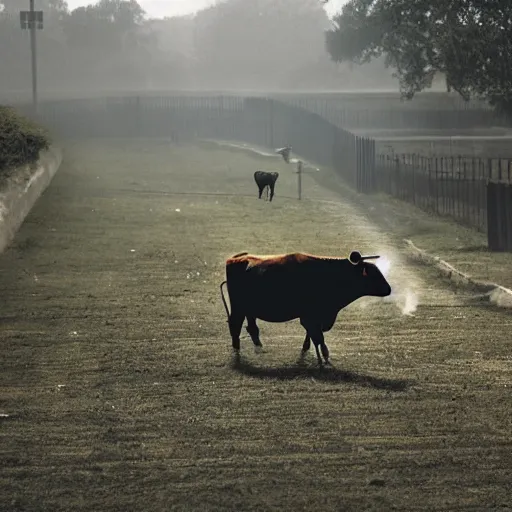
[67, 0, 217, 19]
[64, 0, 350, 19]
[0, 0, 406, 101]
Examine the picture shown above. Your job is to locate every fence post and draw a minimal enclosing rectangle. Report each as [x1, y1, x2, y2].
[361, 137, 367, 192]
[268, 99, 274, 149]
[297, 160, 302, 200]
[355, 137, 361, 192]
[507, 184, 512, 250]
[411, 153, 416, 205]
[487, 181, 499, 250]
[434, 157, 439, 213]
[471, 157, 477, 229]
[402, 154, 407, 200]
[487, 181, 511, 251]
[396, 154, 401, 199]
[462, 159, 467, 223]
[450, 156, 455, 219]
[427, 157, 432, 211]
[369, 138, 376, 193]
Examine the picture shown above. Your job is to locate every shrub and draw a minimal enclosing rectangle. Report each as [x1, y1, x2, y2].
[0, 106, 51, 179]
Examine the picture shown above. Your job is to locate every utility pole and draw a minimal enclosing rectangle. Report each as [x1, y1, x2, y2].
[20, 0, 43, 113]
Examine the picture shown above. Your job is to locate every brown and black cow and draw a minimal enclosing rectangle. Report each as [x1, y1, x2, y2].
[220, 250, 391, 365]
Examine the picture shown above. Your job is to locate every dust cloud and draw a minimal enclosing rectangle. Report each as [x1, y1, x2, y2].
[376, 253, 420, 317]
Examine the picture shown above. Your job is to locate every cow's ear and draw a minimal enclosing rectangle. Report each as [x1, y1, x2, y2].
[349, 251, 362, 265]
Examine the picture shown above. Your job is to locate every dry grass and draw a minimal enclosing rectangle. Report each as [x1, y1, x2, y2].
[1, 139, 511, 511]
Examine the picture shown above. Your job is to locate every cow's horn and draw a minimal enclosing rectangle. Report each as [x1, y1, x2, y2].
[348, 251, 362, 265]
[361, 255, 380, 261]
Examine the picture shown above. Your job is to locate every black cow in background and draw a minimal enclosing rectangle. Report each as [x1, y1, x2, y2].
[254, 171, 279, 202]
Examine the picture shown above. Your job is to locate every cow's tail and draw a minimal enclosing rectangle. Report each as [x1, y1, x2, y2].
[220, 280, 230, 322]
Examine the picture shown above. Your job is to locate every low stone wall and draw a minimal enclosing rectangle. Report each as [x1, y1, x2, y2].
[0, 146, 63, 254]
[404, 239, 512, 309]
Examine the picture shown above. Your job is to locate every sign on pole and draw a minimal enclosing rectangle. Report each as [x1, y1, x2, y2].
[20, 10, 43, 29]
[19, 2, 43, 113]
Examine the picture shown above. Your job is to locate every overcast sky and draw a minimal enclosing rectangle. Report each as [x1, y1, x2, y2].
[65, 0, 348, 19]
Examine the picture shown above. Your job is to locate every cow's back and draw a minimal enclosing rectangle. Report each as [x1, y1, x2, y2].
[225, 252, 328, 321]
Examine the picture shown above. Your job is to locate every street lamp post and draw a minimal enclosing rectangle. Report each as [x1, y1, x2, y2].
[20, 0, 43, 113]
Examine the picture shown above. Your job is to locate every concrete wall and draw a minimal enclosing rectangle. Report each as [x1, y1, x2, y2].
[0, 146, 63, 254]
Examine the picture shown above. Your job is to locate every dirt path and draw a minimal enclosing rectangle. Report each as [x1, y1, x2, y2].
[1, 139, 511, 512]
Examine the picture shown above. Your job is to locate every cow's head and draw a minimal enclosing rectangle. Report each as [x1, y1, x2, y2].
[348, 250, 392, 297]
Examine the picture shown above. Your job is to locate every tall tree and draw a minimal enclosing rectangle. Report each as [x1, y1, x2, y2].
[325, 0, 512, 115]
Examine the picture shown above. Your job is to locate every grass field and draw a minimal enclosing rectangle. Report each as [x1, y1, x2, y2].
[1, 139, 511, 511]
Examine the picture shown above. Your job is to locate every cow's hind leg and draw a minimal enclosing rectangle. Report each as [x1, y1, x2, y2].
[246, 316, 263, 348]
[269, 183, 275, 202]
[229, 309, 245, 351]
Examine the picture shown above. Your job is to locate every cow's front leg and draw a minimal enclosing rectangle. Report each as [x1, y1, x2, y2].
[300, 319, 329, 365]
[319, 339, 330, 364]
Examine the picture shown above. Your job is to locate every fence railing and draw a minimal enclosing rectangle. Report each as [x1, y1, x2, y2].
[379, 153, 512, 181]
[23, 95, 374, 193]
[375, 154, 488, 231]
[13, 94, 512, 251]
[275, 94, 501, 130]
[373, 153, 512, 235]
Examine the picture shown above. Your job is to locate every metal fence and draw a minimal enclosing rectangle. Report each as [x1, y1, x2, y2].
[373, 153, 512, 234]
[273, 93, 500, 131]
[12, 90, 502, 132]
[23, 95, 373, 193]
[15, 94, 512, 251]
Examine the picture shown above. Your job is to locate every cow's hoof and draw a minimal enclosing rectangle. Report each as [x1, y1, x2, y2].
[254, 345, 264, 354]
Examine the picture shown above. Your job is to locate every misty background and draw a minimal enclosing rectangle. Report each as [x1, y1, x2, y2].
[0, 0, 435, 97]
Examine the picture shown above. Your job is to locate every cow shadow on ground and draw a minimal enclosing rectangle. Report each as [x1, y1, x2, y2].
[231, 352, 411, 392]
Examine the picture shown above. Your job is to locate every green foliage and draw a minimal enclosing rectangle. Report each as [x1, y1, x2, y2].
[325, 0, 512, 116]
[0, 106, 50, 177]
